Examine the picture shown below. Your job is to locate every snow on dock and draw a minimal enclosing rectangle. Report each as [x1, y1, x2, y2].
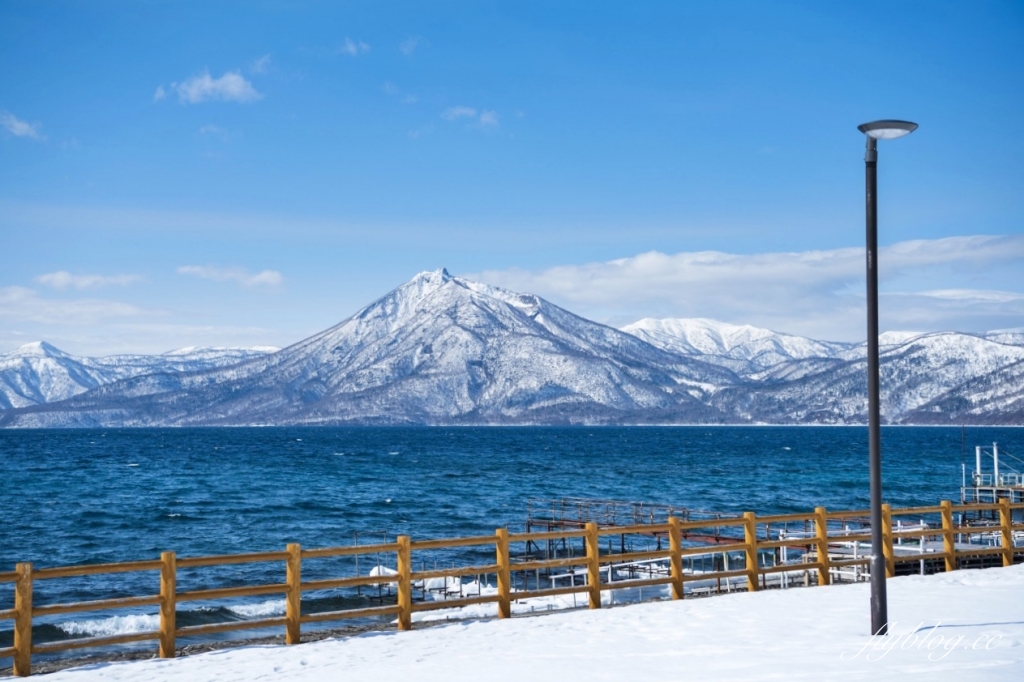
[41, 564, 1024, 681]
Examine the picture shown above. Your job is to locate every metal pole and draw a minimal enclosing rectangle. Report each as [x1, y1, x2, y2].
[864, 135, 888, 636]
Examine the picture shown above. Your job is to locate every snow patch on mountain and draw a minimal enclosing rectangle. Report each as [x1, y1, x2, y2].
[621, 318, 851, 373]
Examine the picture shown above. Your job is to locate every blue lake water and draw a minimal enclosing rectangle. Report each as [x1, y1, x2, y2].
[1, 425, 1020, 652]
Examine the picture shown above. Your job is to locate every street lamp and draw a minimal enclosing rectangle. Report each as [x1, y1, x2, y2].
[858, 119, 917, 637]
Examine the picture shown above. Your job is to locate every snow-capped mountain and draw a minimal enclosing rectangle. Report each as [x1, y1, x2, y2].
[710, 331, 1024, 423]
[1, 271, 1021, 426]
[620, 319, 1024, 423]
[621, 318, 852, 373]
[0, 270, 736, 427]
[0, 342, 279, 410]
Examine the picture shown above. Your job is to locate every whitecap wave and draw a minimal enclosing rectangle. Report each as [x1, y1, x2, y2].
[54, 599, 289, 638]
[227, 599, 286, 618]
[58, 613, 159, 637]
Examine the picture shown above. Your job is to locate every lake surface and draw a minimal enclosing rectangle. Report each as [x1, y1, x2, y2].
[1, 425, 1020, 652]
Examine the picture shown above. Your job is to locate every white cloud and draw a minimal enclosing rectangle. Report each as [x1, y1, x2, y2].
[340, 38, 370, 57]
[177, 265, 283, 287]
[199, 124, 224, 135]
[470, 235, 1024, 341]
[441, 106, 500, 128]
[153, 85, 166, 101]
[175, 70, 262, 104]
[441, 106, 477, 121]
[906, 289, 1024, 303]
[0, 287, 152, 325]
[0, 110, 43, 139]
[382, 82, 418, 105]
[399, 37, 424, 56]
[251, 54, 272, 74]
[0, 321, 282, 357]
[35, 271, 143, 290]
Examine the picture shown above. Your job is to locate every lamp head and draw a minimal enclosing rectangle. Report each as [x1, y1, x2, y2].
[858, 120, 918, 140]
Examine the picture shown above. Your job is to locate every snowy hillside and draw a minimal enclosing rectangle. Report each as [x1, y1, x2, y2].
[711, 331, 1024, 423]
[0, 342, 279, 410]
[621, 318, 851, 372]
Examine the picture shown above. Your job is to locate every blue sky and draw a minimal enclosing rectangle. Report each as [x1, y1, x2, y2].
[2, 1, 1022, 354]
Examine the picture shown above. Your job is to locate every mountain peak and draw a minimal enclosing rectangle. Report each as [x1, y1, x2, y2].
[8, 341, 68, 359]
[410, 267, 452, 285]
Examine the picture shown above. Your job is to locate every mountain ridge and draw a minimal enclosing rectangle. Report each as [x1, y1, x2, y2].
[2, 270, 1021, 426]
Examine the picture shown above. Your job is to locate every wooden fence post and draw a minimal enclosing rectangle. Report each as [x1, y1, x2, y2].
[13, 562, 32, 677]
[285, 543, 301, 644]
[396, 535, 412, 630]
[668, 516, 684, 600]
[999, 498, 1014, 567]
[814, 507, 831, 586]
[743, 512, 759, 592]
[495, 528, 511, 618]
[940, 500, 957, 572]
[585, 522, 601, 609]
[881, 504, 895, 578]
[159, 551, 176, 658]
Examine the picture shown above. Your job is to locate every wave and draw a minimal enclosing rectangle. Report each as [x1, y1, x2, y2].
[35, 596, 344, 640]
[58, 613, 160, 638]
[226, 599, 286, 619]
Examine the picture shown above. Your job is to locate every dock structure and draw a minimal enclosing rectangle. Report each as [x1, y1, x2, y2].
[524, 497, 750, 549]
[521, 495, 1024, 591]
[962, 442, 1024, 507]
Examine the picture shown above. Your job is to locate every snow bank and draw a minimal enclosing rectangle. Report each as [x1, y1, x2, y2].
[44, 565, 1024, 681]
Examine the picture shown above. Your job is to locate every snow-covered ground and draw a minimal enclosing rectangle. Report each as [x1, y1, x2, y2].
[43, 565, 1024, 681]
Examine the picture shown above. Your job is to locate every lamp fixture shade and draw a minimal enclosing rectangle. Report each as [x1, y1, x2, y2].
[858, 120, 918, 140]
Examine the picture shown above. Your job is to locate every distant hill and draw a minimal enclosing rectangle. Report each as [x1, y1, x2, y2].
[0, 342, 278, 410]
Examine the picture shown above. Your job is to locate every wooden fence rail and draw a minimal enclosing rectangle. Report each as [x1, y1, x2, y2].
[2, 500, 1023, 677]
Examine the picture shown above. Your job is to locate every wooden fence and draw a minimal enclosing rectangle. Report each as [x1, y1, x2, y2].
[2, 498, 1022, 677]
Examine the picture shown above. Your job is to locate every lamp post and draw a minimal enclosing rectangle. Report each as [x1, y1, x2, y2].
[857, 119, 917, 636]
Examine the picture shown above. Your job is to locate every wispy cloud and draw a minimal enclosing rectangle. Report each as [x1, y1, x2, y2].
[339, 38, 370, 57]
[153, 86, 166, 102]
[197, 124, 238, 142]
[251, 54, 272, 74]
[399, 37, 425, 56]
[470, 235, 1024, 341]
[382, 82, 417, 105]
[0, 287, 152, 325]
[177, 265, 283, 287]
[905, 289, 1024, 303]
[172, 70, 262, 104]
[35, 271, 143, 290]
[441, 106, 499, 129]
[478, 110, 499, 128]
[441, 106, 477, 121]
[0, 110, 43, 139]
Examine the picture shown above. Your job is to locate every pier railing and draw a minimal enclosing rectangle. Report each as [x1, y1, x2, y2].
[2, 498, 1023, 677]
